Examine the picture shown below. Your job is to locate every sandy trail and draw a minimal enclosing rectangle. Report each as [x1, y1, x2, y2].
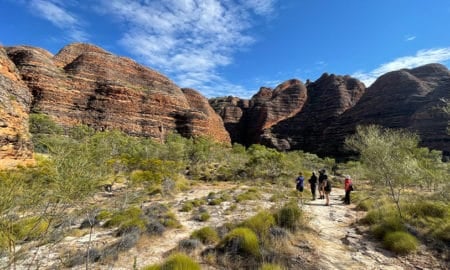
[303, 188, 405, 270]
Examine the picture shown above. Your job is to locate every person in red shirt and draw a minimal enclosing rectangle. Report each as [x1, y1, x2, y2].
[344, 175, 353, 205]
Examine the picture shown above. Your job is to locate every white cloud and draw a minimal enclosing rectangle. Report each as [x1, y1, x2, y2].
[352, 47, 450, 86]
[29, 0, 88, 41]
[240, 0, 277, 15]
[99, 0, 277, 97]
[405, 35, 416, 41]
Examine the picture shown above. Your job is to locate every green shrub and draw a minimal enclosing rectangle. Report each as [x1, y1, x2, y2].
[162, 253, 201, 270]
[0, 232, 9, 251]
[191, 198, 205, 207]
[220, 193, 232, 202]
[431, 221, 450, 242]
[198, 212, 211, 222]
[269, 192, 285, 202]
[371, 216, 405, 240]
[208, 197, 223, 206]
[361, 209, 383, 225]
[96, 210, 112, 220]
[241, 211, 275, 242]
[236, 188, 260, 202]
[161, 212, 181, 228]
[219, 227, 260, 257]
[406, 200, 448, 219]
[103, 207, 145, 232]
[361, 206, 396, 225]
[181, 197, 209, 211]
[144, 204, 181, 229]
[274, 202, 303, 231]
[29, 113, 63, 135]
[190, 227, 219, 244]
[260, 263, 283, 270]
[13, 217, 49, 241]
[356, 199, 375, 211]
[142, 253, 200, 270]
[383, 231, 418, 254]
[180, 202, 194, 212]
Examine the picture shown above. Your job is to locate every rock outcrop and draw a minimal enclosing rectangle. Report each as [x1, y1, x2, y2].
[246, 79, 308, 148]
[322, 63, 450, 157]
[213, 65, 449, 158]
[181, 88, 230, 143]
[209, 96, 250, 144]
[210, 79, 308, 149]
[0, 47, 33, 168]
[211, 75, 365, 152]
[267, 74, 366, 153]
[5, 43, 230, 146]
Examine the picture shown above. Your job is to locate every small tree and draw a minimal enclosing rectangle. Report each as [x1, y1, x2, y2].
[346, 125, 427, 218]
[246, 144, 286, 181]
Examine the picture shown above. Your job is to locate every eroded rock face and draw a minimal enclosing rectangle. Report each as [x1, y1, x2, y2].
[212, 76, 365, 152]
[247, 79, 308, 146]
[181, 88, 230, 143]
[5, 43, 230, 145]
[214, 65, 449, 158]
[209, 96, 250, 143]
[323, 63, 450, 157]
[210, 79, 308, 148]
[0, 47, 33, 168]
[266, 74, 366, 153]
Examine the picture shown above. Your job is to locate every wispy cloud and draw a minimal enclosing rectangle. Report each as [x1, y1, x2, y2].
[352, 47, 450, 86]
[405, 35, 416, 41]
[28, 0, 88, 41]
[241, 0, 277, 15]
[98, 0, 277, 97]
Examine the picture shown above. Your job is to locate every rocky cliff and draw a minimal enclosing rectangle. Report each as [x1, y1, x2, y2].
[322, 63, 450, 157]
[0, 47, 33, 168]
[267, 74, 366, 154]
[3, 43, 230, 147]
[181, 88, 230, 143]
[211, 75, 366, 152]
[212, 65, 449, 158]
[1, 43, 232, 167]
[210, 79, 307, 149]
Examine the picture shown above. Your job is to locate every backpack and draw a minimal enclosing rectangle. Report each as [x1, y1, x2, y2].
[324, 180, 332, 192]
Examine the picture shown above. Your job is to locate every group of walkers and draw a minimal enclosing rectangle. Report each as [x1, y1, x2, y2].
[296, 169, 353, 206]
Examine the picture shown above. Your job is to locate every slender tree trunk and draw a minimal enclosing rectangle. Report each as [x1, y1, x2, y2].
[387, 178, 403, 219]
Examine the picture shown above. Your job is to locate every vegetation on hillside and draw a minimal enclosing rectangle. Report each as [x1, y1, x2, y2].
[0, 115, 448, 268]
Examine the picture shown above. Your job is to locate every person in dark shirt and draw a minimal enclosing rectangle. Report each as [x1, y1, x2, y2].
[308, 171, 318, 200]
[318, 169, 328, 199]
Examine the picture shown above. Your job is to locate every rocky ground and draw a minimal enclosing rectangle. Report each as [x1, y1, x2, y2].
[303, 188, 446, 270]
[2, 182, 447, 270]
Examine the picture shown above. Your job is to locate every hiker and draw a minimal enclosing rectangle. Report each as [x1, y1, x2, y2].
[296, 172, 304, 192]
[344, 175, 353, 205]
[324, 177, 332, 206]
[308, 171, 318, 200]
[296, 172, 304, 203]
[318, 169, 328, 199]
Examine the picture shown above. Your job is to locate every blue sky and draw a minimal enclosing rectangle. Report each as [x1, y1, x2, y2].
[1, 0, 450, 98]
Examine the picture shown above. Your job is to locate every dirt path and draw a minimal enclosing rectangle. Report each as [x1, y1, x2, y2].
[303, 188, 406, 270]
